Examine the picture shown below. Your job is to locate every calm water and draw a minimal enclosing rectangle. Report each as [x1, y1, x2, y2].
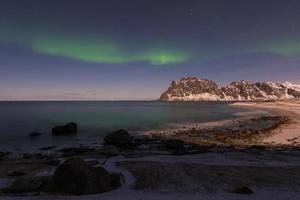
[0, 101, 248, 151]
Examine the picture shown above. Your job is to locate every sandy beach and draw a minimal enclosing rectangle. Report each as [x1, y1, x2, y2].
[232, 99, 300, 146]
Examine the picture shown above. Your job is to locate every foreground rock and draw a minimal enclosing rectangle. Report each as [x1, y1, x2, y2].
[52, 122, 77, 135]
[104, 129, 134, 148]
[0, 151, 9, 160]
[56, 146, 95, 157]
[7, 176, 51, 193]
[29, 132, 43, 138]
[231, 186, 254, 194]
[52, 157, 120, 195]
[100, 145, 120, 156]
[165, 139, 184, 149]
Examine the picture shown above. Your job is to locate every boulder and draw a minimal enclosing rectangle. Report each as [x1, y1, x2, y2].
[29, 132, 43, 138]
[104, 129, 133, 146]
[6, 170, 26, 177]
[39, 146, 57, 151]
[7, 176, 50, 193]
[250, 145, 266, 151]
[57, 146, 93, 157]
[0, 151, 9, 160]
[52, 122, 77, 135]
[165, 139, 184, 149]
[23, 153, 45, 160]
[52, 157, 120, 195]
[100, 145, 120, 156]
[86, 160, 100, 166]
[231, 186, 254, 194]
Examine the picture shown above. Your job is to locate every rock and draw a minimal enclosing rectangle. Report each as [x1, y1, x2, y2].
[100, 145, 120, 156]
[39, 146, 56, 151]
[23, 153, 44, 160]
[231, 186, 254, 194]
[7, 176, 49, 193]
[133, 137, 160, 146]
[57, 146, 94, 157]
[6, 170, 26, 177]
[0, 151, 9, 159]
[104, 129, 133, 146]
[29, 132, 43, 138]
[45, 159, 61, 166]
[86, 160, 100, 166]
[250, 145, 266, 151]
[52, 122, 77, 135]
[288, 88, 300, 98]
[57, 147, 92, 153]
[165, 139, 184, 149]
[52, 157, 120, 195]
[190, 128, 197, 135]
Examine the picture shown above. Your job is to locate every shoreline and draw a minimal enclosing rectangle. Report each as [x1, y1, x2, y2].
[2, 100, 298, 154]
[1, 101, 300, 199]
[146, 99, 300, 147]
[232, 99, 300, 145]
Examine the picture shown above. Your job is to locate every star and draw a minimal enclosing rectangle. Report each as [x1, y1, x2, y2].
[185, 10, 193, 17]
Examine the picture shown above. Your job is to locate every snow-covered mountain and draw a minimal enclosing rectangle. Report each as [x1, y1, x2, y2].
[283, 82, 300, 92]
[159, 77, 300, 101]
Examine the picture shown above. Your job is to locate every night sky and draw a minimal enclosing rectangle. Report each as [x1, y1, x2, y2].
[1, 0, 300, 100]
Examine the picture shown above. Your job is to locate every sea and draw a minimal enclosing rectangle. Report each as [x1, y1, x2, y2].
[0, 101, 251, 152]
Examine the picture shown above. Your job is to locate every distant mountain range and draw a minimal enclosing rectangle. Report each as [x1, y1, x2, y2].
[159, 77, 300, 101]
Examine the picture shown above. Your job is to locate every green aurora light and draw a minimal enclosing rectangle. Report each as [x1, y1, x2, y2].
[0, 30, 190, 65]
[266, 42, 300, 56]
[31, 37, 189, 65]
[245, 40, 300, 57]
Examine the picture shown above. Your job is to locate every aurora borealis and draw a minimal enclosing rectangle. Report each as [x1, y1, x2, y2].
[0, 32, 189, 65]
[1, 0, 300, 100]
[31, 36, 188, 65]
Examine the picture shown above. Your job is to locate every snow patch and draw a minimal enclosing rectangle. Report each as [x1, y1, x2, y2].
[284, 82, 300, 92]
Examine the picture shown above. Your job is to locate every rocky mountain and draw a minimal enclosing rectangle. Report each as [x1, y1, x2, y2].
[159, 77, 300, 101]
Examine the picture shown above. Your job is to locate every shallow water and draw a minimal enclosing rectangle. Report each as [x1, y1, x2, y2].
[0, 101, 249, 151]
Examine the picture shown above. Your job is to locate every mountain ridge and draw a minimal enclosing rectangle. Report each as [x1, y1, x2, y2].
[159, 77, 300, 101]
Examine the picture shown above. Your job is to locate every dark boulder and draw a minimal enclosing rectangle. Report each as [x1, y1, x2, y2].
[86, 160, 100, 166]
[231, 186, 254, 194]
[29, 132, 43, 138]
[104, 129, 133, 146]
[165, 139, 184, 149]
[52, 157, 120, 195]
[45, 159, 61, 166]
[39, 146, 57, 151]
[23, 153, 45, 160]
[52, 122, 77, 135]
[0, 151, 9, 160]
[250, 145, 266, 151]
[7, 176, 51, 193]
[6, 170, 26, 177]
[100, 145, 120, 156]
[57, 146, 93, 157]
